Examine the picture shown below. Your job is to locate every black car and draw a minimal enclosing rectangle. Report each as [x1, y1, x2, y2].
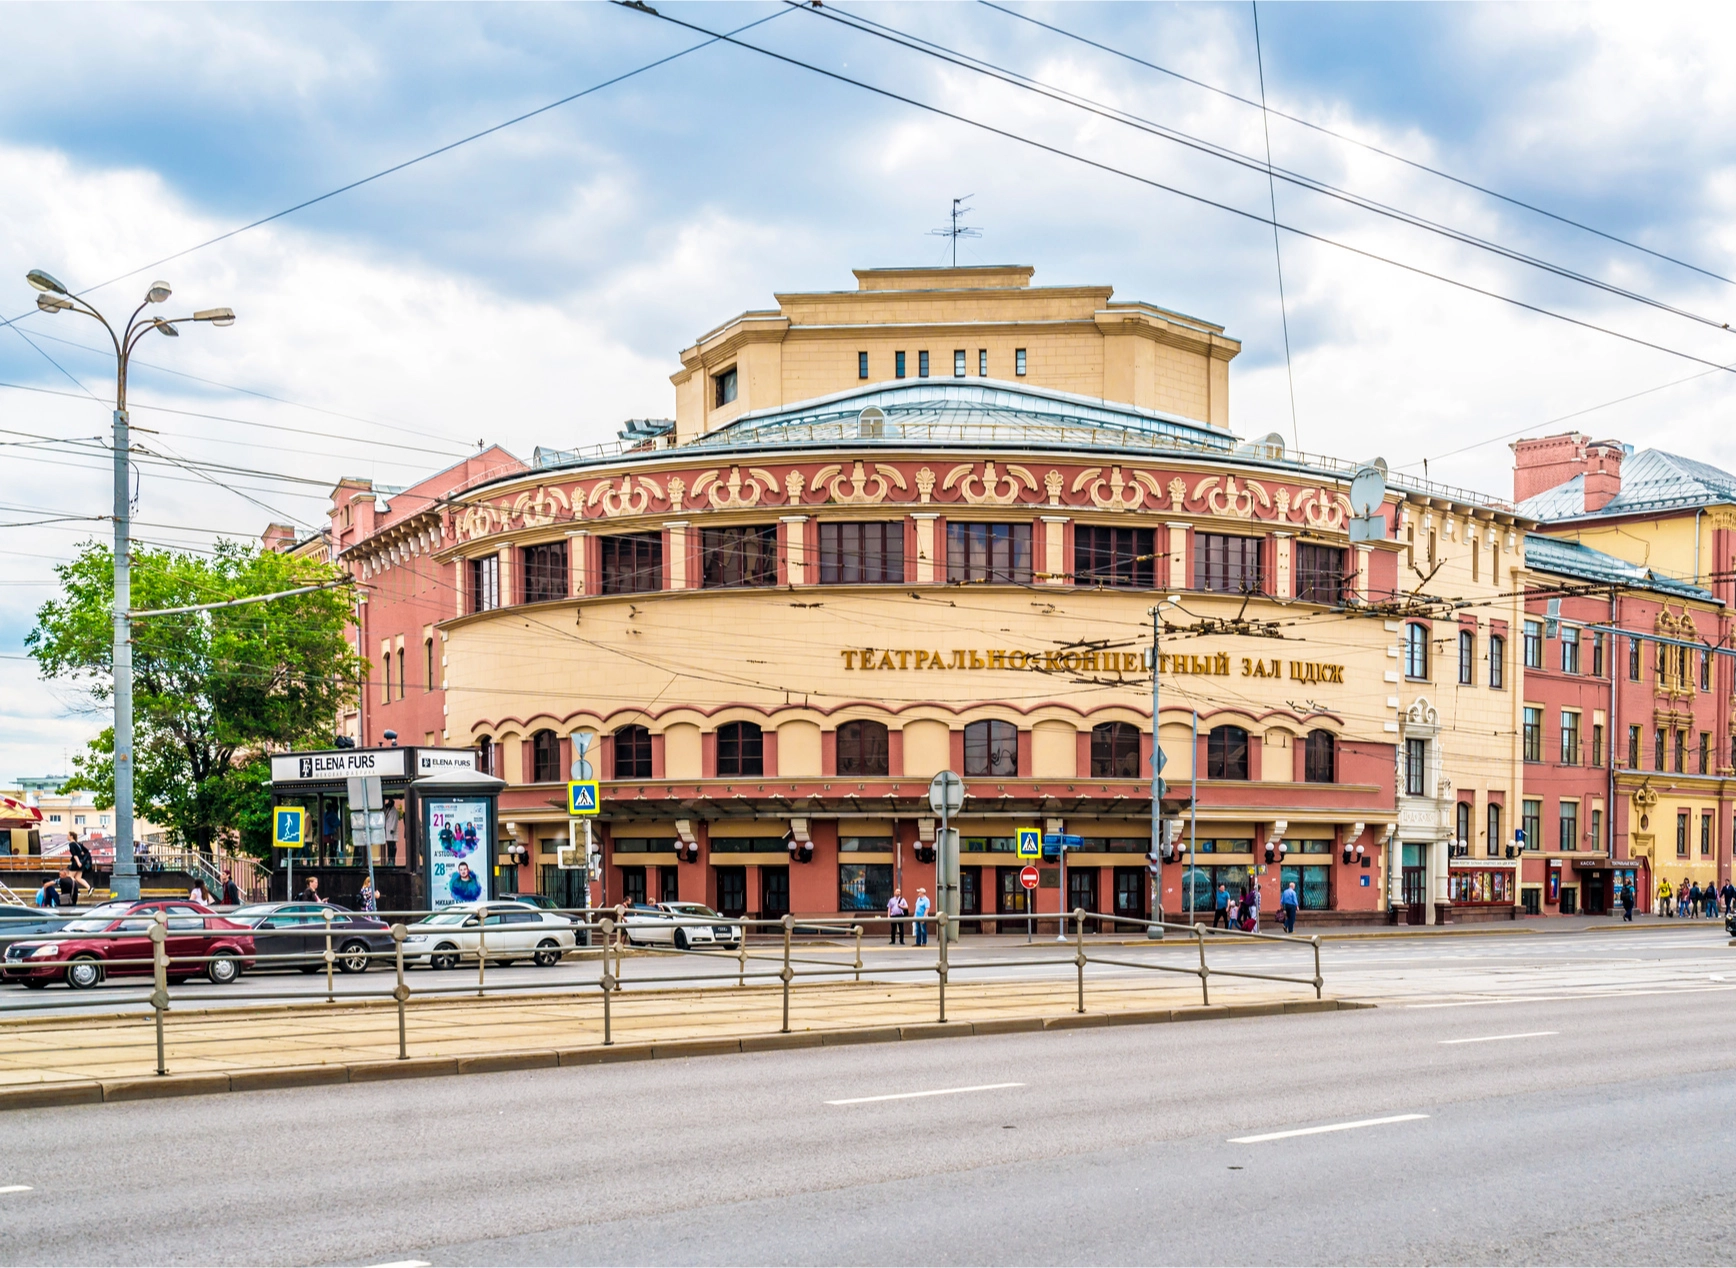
[225, 902, 394, 974]
[0, 905, 71, 954]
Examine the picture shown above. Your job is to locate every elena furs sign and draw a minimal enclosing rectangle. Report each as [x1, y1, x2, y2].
[270, 748, 407, 783]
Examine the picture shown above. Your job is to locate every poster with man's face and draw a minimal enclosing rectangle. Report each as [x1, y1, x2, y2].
[426, 797, 491, 908]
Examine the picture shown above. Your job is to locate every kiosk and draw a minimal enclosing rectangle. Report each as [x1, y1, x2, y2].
[266, 745, 497, 909]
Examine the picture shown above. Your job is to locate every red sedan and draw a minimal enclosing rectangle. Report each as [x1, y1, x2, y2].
[1, 900, 255, 989]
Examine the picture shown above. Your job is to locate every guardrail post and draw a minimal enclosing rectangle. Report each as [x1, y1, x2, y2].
[613, 904, 625, 993]
[1312, 935, 1323, 1000]
[391, 923, 409, 1060]
[738, 919, 747, 988]
[1074, 906, 1086, 1014]
[476, 907, 487, 998]
[854, 923, 863, 983]
[150, 912, 169, 1077]
[598, 917, 616, 1045]
[1194, 922, 1210, 1006]
[780, 914, 794, 1034]
[322, 907, 336, 1003]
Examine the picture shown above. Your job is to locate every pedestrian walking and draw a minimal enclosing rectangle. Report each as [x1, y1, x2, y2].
[296, 875, 322, 903]
[1680, 877, 1692, 918]
[1620, 882, 1635, 922]
[1279, 881, 1299, 934]
[913, 887, 931, 947]
[221, 876, 241, 907]
[1212, 884, 1230, 929]
[887, 889, 908, 945]
[1723, 881, 1735, 917]
[1242, 885, 1260, 933]
[66, 832, 95, 886]
[1690, 882, 1703, 918]
[187, 881, 210, 905]
[358, 876, 377, 913]
[1657, 878, 1672, 917]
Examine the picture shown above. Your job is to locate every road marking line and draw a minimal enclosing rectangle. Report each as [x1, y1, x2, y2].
[0, 1185, 33, 1195]
[364, 1261, 430, 1268]
[826, 1082, 1025, 1105]
[1440, 1031, 1557, 1045]
[1230, 1114, 1427, 1144]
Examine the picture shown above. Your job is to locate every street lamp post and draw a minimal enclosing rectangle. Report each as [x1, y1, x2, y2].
[25, 269, 234, 900]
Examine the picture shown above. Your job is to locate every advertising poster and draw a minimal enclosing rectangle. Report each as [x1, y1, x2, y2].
[426, 797, 491, 908]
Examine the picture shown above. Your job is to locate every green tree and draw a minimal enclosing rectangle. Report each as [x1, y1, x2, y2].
[28, 540, 364, 857]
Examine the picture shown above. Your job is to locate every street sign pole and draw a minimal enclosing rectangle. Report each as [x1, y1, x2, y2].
[1150, 603, 1163, 938]
[929, 771, 965, 946]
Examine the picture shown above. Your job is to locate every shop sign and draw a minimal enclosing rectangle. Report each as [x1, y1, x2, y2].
[417, 749, 479, 776]
[427, 797, 491, 908]
[271, 748, 407, 783]
[837, 647, 1346, 683]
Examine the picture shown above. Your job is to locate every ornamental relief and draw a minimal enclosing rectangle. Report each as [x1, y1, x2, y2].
[446, 457, 1365, 543]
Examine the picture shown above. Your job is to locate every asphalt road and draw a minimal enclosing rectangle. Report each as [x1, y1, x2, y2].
[4, 976, 1735, 1265]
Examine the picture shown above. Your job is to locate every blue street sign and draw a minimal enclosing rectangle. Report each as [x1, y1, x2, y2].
[273, 806, 305, 850]
[1152, 748, 1168, 772]
[1042, 833, 1084, 847]
[1016, 828, 1042, 859]
[566, 781, 600, 816]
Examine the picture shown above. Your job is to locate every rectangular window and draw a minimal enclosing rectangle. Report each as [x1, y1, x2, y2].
[1489, 635, 1505, 689]
[1074, 526, 1154, 588]
[1559, 710, 1580, 765]
[857, 351, 868, 380]
[954, 349, 966, 377]
[1487, 802, 1502, 857]
[1591, 807, 1603, 852]
[1294, 544, 1346, 605]
[1405, 737, 1427, 797]
[396, 647, 405, 700]
[1522, 707, 1543, 763]
[1628, 724, 1641, 769]
[1629, 636, 1642, 681]
[1701, 731, 1712, 775]
[1677, 811, 1690, 858]
[1458, 629, 1475, 685]
[1591, 632, 1605, 678]
[381, 653, 390, 705]
[1558, 801, 1578, 852]
[839, 863, 894, 914]
[425, 639, 435, 692]
[600, 532, 663, 595]
[469, 555, 500, 613]
[946, 522, 1032, 584]
[701, 525, 778, 588]
[895, 351, 906, 378]
[521, 541, 568, 604]
[918, 350, 930, 378]
[1523, 799, 1542, 851]
[978, 349, 987, 376]
[1560, 626, 1580, 674]
[1278, 864, 1331, 910]
[1015, 348, 1027, 376]
[614, 728, 653, 780]
[713, 366, 737, 407]
[1702, 811, 1714, 857]
[1702, 651, 1712, 692]
[1675, 728, 1687, 774]
[1193, 533, 1265, 594]
[1523, 619, 1543, 669]
[818, 522, 905, 584]
[1591, 723, 1604, 767]
[1655, 728, 1666, 770]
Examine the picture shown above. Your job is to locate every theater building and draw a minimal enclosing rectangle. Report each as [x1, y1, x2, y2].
[331, 265, 1530, 924]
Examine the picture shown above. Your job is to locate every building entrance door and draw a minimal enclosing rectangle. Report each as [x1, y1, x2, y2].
[715, 866, 746, 918]
[1068, 867, 1099, 933]
[761, 865, 790, 919]
[1584, 872, 1607, 916]
[1401, 867, 1427, 925]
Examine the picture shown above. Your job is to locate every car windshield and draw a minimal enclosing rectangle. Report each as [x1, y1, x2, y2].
[81, 902, 135, 921]
[422, 911, 473, 926]
[229, 905, 278, 924]
[61, 918, 122, 933]
[669, 904, 723, 919]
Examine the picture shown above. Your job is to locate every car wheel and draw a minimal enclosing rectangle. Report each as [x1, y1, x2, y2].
[673, 928, 689, 951]
[534, 939, 561, 967]
[207, 953, 241, 985]
[337, 941, 371, 974]
[66, 956, 103, 990]
[430, 944, 460, 971]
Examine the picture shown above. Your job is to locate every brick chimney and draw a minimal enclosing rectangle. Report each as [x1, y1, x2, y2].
[1512, 432, 1624, 510]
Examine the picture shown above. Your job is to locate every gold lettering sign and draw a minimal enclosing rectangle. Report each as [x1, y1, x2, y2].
[837, 648, 1346, 682]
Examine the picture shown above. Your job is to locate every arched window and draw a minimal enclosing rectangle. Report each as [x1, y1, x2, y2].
[716, 722, 764, 777]
[613, 725, 652, 780]
[963, 720, 1018, 777]
[1090, 722, 1141, 778]
[476, 737, 494, 777]
[1206, 725, 1249, 780]
[837, 720, 890, 777]
[1304, 730, 1336, 783]
[531, 729, 560, 783]
[1405, 622, 1430, 680]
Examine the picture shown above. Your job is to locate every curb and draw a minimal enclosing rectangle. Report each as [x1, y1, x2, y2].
[0, 998, 1368, 1113]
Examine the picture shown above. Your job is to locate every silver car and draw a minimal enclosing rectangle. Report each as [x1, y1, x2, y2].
[621, 902, 741, 951]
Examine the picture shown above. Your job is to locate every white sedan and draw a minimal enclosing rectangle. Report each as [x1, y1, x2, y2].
[401, 902, 577, 970]
[620, 902, 741, 951]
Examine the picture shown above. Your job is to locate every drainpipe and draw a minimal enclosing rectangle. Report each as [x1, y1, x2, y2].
[1694, 508, 1704, 587]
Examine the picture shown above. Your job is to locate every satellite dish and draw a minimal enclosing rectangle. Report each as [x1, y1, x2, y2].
[1349, 465, 1387, 518]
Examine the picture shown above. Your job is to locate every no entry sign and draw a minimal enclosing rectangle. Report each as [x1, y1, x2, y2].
[1020, 865, 1040, 891]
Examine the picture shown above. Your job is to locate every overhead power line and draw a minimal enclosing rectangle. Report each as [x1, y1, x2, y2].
[632, 6, 1736, 380]
[979, 0, 1736, 290]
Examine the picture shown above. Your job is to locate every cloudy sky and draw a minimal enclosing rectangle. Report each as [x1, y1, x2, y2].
[5, 1, 1736, 782]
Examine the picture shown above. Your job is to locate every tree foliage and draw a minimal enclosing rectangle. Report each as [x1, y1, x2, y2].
[28, 540, 364, 855]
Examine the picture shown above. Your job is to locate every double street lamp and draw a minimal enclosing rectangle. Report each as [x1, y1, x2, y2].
[25, 269, 235, 900]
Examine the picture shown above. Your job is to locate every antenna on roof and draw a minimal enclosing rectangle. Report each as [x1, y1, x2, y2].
[928, 196, 981, 268]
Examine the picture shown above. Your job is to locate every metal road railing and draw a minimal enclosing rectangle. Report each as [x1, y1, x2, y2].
[0, 906, 1325, 1080]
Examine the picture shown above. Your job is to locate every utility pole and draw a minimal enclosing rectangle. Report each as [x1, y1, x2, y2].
[25, 269, 233, 901]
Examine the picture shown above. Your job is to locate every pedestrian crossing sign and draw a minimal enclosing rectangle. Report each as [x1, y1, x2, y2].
[1017, 827, 1041, 859]
[566, 780, 600, 816]
[273, 806, 305, 850]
